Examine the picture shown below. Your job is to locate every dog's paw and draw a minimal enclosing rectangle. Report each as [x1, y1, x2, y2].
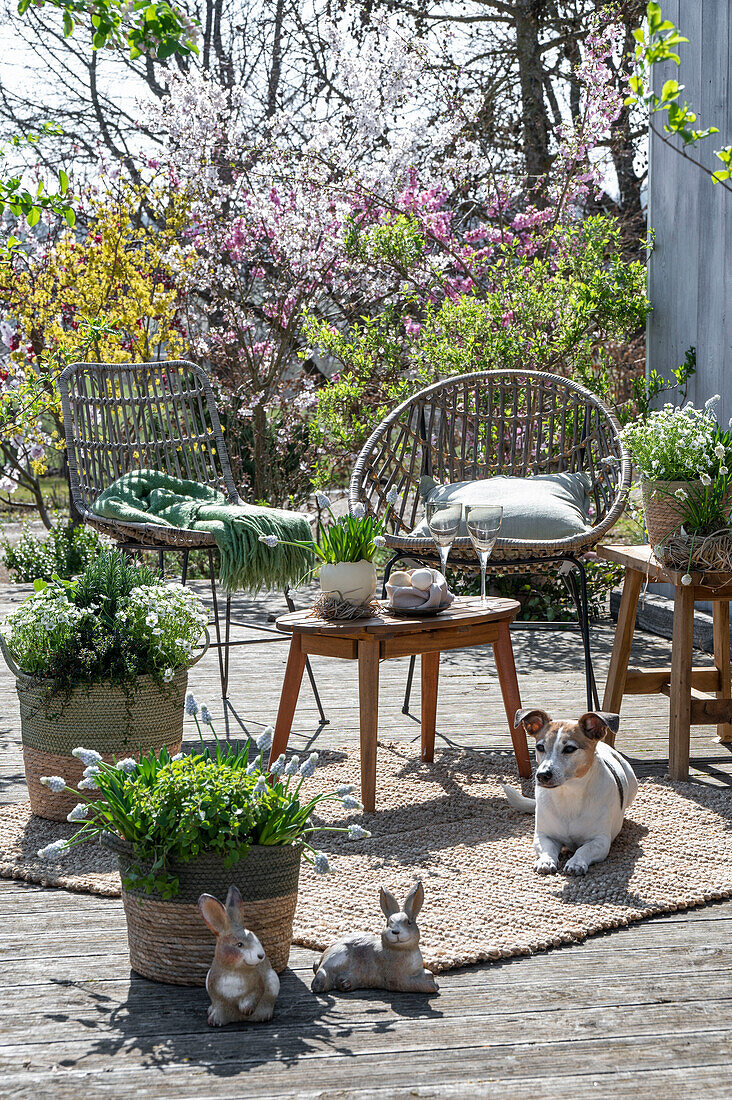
[564, 855, 588, 876]
[207, 1004, 225, 1027]
[534, 854, 558, 875]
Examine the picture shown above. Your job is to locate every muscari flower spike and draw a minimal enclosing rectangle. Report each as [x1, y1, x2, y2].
[313, 852, 332, 874]
[341, 794, 363, 810]
[40, 775, 67, 793]
[256, 726, 274, 755]
[284, 755, 300, 777]
[72, 747, 102, 767]
[253, 775, 268, 795]
[347, 824, 371, 841]
[184, 693, 199, 716]
[258, 534, 279, 548]
[200, 705, 213, 726]
[299, 752, 319, 778]
[115, 758, 137, 774]
[315, 492, 332, 509]
[269, 753, 286, 777]
[66, 803, 89, 823]
[37, 840, 70, 860]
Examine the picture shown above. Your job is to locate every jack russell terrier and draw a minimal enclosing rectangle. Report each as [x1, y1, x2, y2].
[503, 709, 638, 876]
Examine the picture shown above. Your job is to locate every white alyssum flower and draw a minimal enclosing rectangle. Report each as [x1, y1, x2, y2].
[72, 747, 102, 767]
[386, 487, 399, 505]
[352, 502, 366, 519]
[284, 755, 300, 776]
[256, 727, 273, 755]
[299, 752, 319, 778]
[681, 573, 693, 586]
[163, 667, 175, 683]
[185, 693, 199, 716]
[341, 795, 363, 810]
[115, 758, 138, 774]
[347, 824, 371, 840]
[37, 840, 70, 860]
[40, 775, 67, 793]
[313, 852, 332, 874]
[258, 534, 279, 548]
[269, 753, 286, 777]
[315, 492, 332, 509]
[200, 705, 213, 725]
[66, 803, 89, 822]
[373, 535, 386, 548]
[253, 775, 268, 795]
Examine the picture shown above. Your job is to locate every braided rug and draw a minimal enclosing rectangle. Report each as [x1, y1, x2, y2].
[2, 742, 731, 972]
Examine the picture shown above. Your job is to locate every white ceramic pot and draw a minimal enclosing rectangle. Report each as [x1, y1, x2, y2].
[320, 559, 377, 606]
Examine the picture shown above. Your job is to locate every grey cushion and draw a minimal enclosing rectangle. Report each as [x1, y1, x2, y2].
[411, 471, 593, 541]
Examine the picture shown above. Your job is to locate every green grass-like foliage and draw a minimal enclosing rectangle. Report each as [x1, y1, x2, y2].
[44, 731, 364, 897]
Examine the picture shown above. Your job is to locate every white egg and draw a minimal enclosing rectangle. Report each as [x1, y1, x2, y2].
[389, 570, 413, 588]
[410, 568, 434, 591]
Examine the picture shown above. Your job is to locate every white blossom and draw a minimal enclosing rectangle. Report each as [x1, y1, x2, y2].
[40, 775, 67, 793]
[246, 761, 260, 775]
[163, 668, 175, 683]
[200, 705, 213, 725]
[299, 752, 319, 778]
[72, 747, 102, 767]
[78, 775, 100, 791]
[715, 442, 726, 459]
[352, 502, 366, 519]
[373, 535, 386, 548]
[66, 803, 89, 822]
[37, 840, 70, 860]
[115, 758, 138, 774]
[386, 487, 399, 505]
[284, 755, 300, 776]
[674, 488, 687, 500]
[336, 784, 355, 795]
[185, 693, 199, 716]
[269, 753, 286, 777]
[315, 492, 332, 509]
[347, 824, 371, 840]
[341, 795, 363, 810]
[256, 727, 274, 755]
[172, 752, 185, 761]
[258, 534, 279, 548]
[700, 472, 712, 487]
[253, 775, 268, 795]
[313, 852, 332, 874]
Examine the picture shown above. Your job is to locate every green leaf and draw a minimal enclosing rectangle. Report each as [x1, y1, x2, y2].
[660, 79, 680, 102]
[63, 207, 76, 227]
[58, 169, 69, 194]
[26, 205, 40, 227]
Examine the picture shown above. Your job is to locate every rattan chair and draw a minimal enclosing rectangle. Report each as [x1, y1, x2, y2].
[58, 360, 326, 734]
[350, 369, 631, 711]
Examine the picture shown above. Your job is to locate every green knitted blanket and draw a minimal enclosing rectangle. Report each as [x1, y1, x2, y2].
[91, 470, 314, 593]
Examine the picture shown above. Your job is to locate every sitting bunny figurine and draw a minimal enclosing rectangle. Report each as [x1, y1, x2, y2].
[198, 885, 280, 1026]
[311, 881, 439, 994]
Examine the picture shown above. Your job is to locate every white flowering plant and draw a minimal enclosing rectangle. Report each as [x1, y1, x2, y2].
[0, 550, 208, 693]
[259, 493, 386, 565]
[37, 706, 370, 897]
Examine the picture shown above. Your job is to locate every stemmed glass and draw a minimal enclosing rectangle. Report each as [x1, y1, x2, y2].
[464, 504, 503, 608]
[426, 501, 463, 578]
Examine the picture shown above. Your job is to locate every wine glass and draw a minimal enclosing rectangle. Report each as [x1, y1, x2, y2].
[464, 504, 503, 608]
[426, 501, 463, 578]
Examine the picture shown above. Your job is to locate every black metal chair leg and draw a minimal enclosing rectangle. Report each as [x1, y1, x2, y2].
[208, 549, 230, 738]
[562, 560, 599, 712]
[284, 588, 328, 727]
[403, 654, 417, 714]
[181, 549, 189, 585]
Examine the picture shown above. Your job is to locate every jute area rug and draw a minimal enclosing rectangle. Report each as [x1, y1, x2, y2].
[2, 742, 732, 972]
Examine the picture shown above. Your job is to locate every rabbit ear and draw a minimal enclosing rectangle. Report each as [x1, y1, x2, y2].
[198, 893, 229, 936]
[404, 881, 424, 921]
[225, 884, 245, 925]
[380, 886, 400, 917]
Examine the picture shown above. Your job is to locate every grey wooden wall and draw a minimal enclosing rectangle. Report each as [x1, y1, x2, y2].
[646, 0, 732, 421]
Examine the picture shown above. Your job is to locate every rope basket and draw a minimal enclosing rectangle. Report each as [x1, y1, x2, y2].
[103, 835, 302, 983]
[654, 528, 732, 573]
[640, 480, 701, 550]
[2, 632, 208, 822]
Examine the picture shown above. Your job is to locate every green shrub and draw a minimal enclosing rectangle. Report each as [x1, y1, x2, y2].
[448, 559, 623, 622]
[1, 520, 105, 582]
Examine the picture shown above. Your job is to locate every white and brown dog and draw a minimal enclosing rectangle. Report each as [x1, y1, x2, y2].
[503, 709, 638, 876]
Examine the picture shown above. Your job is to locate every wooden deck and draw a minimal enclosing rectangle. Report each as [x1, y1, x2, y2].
[1, 582, 732, 1099]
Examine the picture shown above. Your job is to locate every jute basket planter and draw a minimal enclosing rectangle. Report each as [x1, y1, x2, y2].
[654, 528, 732, 573]
[1, 635, 207, 822]
[641, 479, 702, 550]
[102, 835, 302, 984]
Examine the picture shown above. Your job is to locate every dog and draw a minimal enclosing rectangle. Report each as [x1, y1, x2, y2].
[502, 709, 638, 876]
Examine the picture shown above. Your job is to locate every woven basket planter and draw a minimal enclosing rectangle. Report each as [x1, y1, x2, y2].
[102, 835, 302, 984]
[641, 479, 703, 550]
[1, 632, 208, 822]
[654, 528, 732, 572]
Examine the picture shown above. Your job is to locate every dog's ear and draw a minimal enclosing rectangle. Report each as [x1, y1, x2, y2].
[578, 712, 619, 740]
[514, 708, 551, 736]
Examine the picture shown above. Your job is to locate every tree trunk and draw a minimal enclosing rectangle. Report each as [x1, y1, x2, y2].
[513, 0, 552, 188]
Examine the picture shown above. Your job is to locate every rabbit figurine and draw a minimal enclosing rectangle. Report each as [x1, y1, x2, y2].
[198, 885, 280, 1026]
[311, 881, 439, 994]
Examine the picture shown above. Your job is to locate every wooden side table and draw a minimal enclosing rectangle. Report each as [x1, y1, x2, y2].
[598, 544, 732, 779]
[269, 596, 530, 811]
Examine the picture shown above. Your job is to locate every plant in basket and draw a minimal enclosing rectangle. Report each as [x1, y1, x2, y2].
[37, 713, 370, 984]
[0, 550, 209, 821]
[620, 397, 732, 557]
[259, 493, 386, 614]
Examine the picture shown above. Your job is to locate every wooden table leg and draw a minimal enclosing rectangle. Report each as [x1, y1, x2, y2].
[492, 622, 531, 779]
[712, 599, 732, 743]
[602, 566, 643, 744]
[358, 638, 380, 812]
[421, 651, 439, 762]
[269, 634, 306, 766]
[669, 582, 694, 780]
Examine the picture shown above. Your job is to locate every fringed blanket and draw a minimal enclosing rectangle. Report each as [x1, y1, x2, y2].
[91, 470, 314, 593]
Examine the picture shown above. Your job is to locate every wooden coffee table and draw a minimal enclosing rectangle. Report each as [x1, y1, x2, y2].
[269, 596, 529, 811]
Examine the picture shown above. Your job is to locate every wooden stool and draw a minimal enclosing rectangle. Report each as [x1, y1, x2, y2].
[598, 544, 732, 779]
[269, 596, 530, 811]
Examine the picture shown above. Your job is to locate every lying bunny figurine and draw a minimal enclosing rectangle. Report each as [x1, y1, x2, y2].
[198, 885, 280, 1026]
[311, 881, 439, 994]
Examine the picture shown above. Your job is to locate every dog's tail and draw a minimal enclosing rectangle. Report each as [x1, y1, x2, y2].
[501, 784, 535, 813]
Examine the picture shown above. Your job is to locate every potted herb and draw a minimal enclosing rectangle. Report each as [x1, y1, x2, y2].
[38, 714, 369, 984]
[259, 494, 386, 607]
[0, 550, 209, 821]
[620, 398, 732, 550]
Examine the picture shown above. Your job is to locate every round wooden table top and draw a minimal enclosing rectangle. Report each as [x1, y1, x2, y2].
[275, 595, 521, 636]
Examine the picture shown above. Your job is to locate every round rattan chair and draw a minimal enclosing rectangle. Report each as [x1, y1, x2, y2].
[58, 360, 326, 733]
[349, 369, 631, 711]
